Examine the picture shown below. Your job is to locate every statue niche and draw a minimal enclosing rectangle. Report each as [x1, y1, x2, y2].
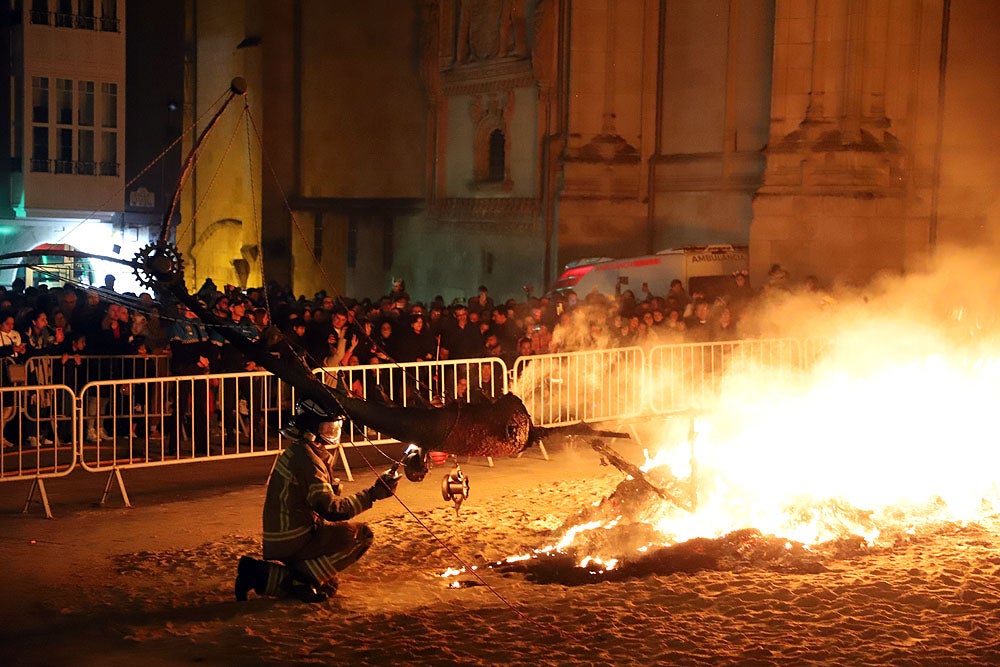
[456, 0, 527, 64]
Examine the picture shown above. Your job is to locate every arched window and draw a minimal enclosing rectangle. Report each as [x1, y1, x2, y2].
[488, 129, 505, 182]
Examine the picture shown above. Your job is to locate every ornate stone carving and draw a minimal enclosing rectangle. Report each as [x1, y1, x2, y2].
[762, 125, 905, 195]
[566, 130, 640, 164]
[760, 0, 906, 197]
[440, 58, 534, 96]
[434, 196, 539, 234]
[455, 0, 527, 64]
[438, 0, 535, 96]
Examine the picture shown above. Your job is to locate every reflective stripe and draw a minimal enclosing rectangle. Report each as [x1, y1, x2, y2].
[263, 524, 312, 542]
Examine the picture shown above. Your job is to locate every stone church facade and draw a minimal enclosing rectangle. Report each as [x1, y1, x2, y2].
[185, 0, 999, 301]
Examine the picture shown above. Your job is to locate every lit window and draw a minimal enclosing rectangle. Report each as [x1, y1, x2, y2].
[78, 129, 94, 174]
[100, 0, 117, 32]
[10, 75, 23, 166]
[100, 130, 117, 175]
[55, 0, 71, 27]
[31, 126, 49, 171]
[77, 0, 95, 29]
[55, 127, 72, 173]
[30, 0, 49, 25]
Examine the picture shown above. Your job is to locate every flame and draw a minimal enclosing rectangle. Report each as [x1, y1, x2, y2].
[620, 315, 1000, 555]
[670, 353, 997, 540]
[496, 312, 1000, 576]
[445, 260, 1000, 580]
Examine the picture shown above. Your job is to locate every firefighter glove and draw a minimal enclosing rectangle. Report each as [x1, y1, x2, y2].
[368, 472, 399, 501]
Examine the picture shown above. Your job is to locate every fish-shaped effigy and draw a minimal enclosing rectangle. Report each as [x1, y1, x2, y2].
[336, 391, 534, 458]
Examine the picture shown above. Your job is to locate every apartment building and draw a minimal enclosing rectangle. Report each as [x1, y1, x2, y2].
[2, 0, 129, 286]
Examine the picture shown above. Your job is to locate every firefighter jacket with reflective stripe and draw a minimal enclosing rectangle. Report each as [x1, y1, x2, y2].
[262, 437, 373, 560]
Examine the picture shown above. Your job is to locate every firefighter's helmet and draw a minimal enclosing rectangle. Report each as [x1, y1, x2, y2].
[283, 398, 342, 444]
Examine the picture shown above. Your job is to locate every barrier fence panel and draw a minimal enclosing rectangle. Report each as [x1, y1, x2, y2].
[316, 357, 509, 451]
[800, 337, 834, 368]
[0, 384, 78, 518]
[26, 354, 170, 389]
[510, 347, 646, 428]
[77, 371, 295, 474]
[646, 338, 805, 414]
[316, 365, 395, 450]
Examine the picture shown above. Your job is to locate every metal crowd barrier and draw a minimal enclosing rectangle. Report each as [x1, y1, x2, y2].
[0, 384, 78, 517]
[76, 371, 296, 506]
[510, 347, 646, 428]
[0, 338, 825, 518]
[26, 354, 170, 389]
[315, 357, 510, 471]
[645, 338, 808, 413]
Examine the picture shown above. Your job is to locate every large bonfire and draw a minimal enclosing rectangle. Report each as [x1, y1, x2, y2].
[450, 248, 1000, 586]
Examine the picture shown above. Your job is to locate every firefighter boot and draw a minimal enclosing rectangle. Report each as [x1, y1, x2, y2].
[234, 556, 268, 601]
[317, 572, 339, 598]
[283, 576, 329, 603]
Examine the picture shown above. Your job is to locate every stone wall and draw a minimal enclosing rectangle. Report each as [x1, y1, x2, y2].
[752, 0, 1000, 288]
[186, 0, 1000, 300]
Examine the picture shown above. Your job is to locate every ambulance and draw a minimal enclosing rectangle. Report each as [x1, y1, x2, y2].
[13, 243, 96, 289]
[549, 244, 749, 300]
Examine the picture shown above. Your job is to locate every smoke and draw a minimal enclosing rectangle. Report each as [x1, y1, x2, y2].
[742, 244, 1000, 349]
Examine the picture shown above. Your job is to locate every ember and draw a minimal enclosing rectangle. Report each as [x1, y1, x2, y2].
[487, 529, 842, 586]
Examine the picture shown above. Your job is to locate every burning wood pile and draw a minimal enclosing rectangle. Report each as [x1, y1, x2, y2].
[472, 439, 870, 586]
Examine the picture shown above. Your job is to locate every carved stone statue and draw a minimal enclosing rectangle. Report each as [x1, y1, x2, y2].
[456, 0, 527, 63]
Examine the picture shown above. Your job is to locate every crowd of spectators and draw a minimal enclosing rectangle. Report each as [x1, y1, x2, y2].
[0, 265, 810, 451]
[177, 274, 757, 374]
[0, 264, 805, 381]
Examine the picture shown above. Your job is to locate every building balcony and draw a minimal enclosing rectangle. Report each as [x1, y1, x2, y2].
[30, 10, 116, 32]
[25, 159, 113, 176]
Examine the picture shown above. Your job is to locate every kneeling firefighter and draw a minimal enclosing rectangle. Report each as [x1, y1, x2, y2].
[235, 398, 399, 602]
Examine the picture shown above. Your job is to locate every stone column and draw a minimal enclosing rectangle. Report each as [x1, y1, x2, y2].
[752, 0, 924, 287]
[258, 0, 298, 288]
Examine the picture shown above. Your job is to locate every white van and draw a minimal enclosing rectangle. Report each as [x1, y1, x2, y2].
[549, 244, 749, 300]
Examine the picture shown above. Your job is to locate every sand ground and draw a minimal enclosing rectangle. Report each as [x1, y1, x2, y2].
[1, 436, 999, 666]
